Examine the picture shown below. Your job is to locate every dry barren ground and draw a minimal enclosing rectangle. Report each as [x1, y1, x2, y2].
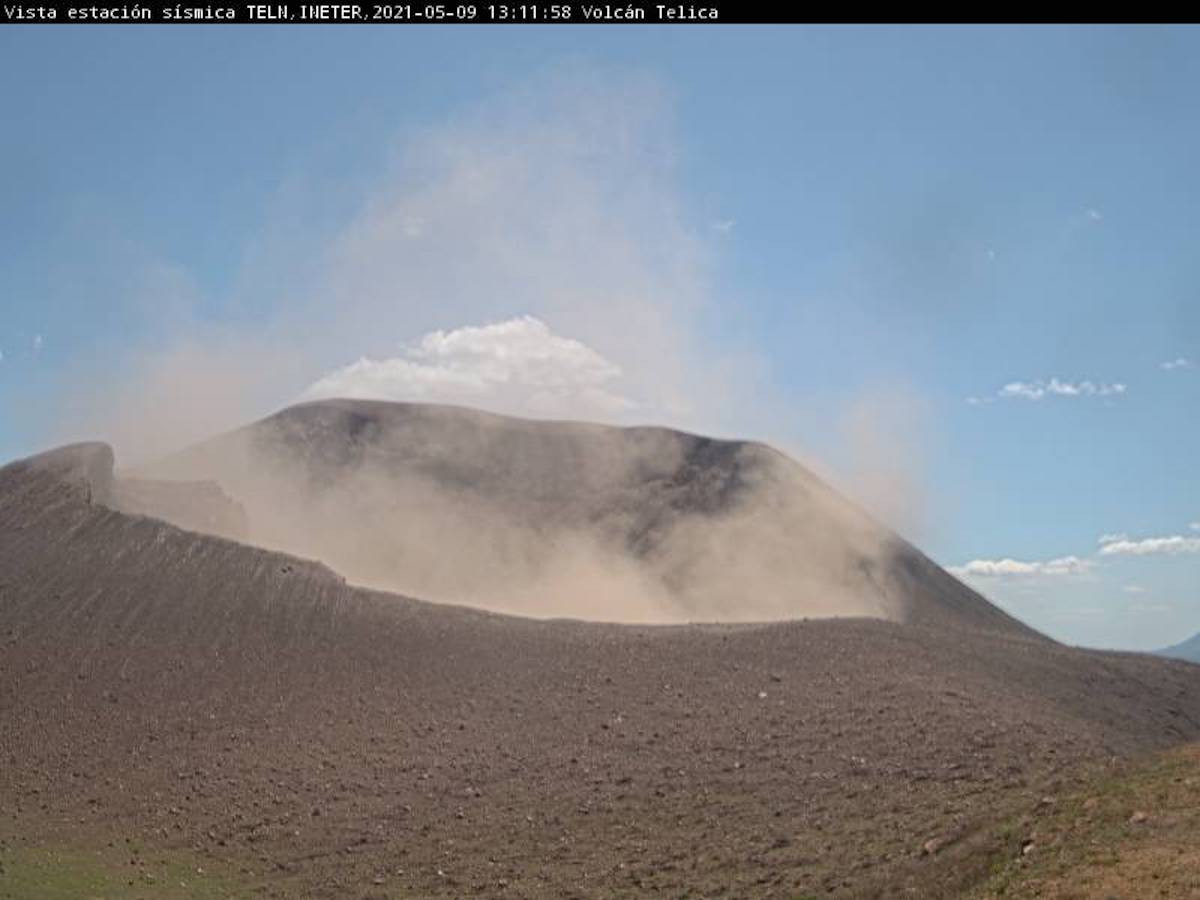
[3, 446, 1200, 898]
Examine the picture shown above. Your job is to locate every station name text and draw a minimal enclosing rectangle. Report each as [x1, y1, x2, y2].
[4, 2, 720, 20]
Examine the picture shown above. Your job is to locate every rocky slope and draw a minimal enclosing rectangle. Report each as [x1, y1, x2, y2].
[3, 442, 1200, 897]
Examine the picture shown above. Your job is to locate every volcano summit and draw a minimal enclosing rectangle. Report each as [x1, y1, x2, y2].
[135, 398, 1025, 631]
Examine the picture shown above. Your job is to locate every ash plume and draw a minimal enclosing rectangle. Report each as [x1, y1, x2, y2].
[33, 69, 933, 625]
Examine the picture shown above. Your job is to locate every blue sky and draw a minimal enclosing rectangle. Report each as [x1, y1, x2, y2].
[2, 26, 1197, 649]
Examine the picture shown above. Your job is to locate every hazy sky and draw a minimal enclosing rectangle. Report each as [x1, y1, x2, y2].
[2, 26, 1197, 650]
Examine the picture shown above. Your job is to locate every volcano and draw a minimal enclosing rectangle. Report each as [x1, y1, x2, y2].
[2, 403, 1199, 898]
[135, 398, 1027, 631]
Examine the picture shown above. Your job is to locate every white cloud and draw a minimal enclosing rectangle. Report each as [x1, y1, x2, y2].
[711, 219, 735, 234]
[1191, 522, 1200, 532]
[960, 528, 1200, 583]
[302, 316, 634, 419]
[1121, 584, 1146, 594]
[997, 381, 1044, 400]
[1051, 605, 1105, 621]
[949, 555, 1092, 578]
[1161, 357, 1192, 371]
[993, 378, 1126, 402]
[32, 334, 43, 351]
[1097, 534, 1200, 557]
[1128, 600, 1173, 615]
[1086, 208, 1103, 222]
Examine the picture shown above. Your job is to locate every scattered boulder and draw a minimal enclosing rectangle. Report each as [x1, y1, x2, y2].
[921, 836, 948, 856]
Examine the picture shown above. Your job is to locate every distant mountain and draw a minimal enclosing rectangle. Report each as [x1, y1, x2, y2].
[1157, 632, 1200, 663]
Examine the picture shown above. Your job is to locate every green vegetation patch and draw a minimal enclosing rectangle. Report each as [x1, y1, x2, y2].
[0, 843, 251, 900]
[966, 744, 1200, 899]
